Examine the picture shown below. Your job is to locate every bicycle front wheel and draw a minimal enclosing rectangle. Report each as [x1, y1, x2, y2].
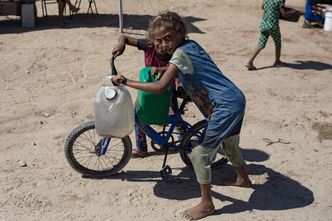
[179, 120, 228, 168]
[64, 121, 132, 178]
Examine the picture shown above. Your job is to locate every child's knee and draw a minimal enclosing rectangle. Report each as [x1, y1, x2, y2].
[222, 135, 244, 167]
[189, 145, 214, 184]
[189, 146, 207, 166]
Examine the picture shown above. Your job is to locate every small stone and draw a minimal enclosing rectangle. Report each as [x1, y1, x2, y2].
[40, 121, 44, 125]
[32, 142, 37, 146]
[86, 113, 94, 119]
[18, 160, 27, 167]
[42, 112, 50, 118]
[26, 70, 30, 74]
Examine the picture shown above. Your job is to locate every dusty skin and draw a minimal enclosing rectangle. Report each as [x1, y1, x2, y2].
[0, 0, 332, 220]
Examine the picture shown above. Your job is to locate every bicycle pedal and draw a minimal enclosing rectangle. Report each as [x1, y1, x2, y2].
[160, 165, 172, 180]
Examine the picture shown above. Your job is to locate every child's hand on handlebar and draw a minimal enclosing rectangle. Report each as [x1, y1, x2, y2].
[112, 43, 126, 57]
[151, 67, 167, 80]
[111, 75, 127, 86]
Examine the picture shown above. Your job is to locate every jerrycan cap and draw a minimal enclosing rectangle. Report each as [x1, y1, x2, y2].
[104, 87, 118, 100]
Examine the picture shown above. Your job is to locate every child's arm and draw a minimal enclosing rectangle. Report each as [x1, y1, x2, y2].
[112, 64, 178, 94]
[112, 35, 138, 57]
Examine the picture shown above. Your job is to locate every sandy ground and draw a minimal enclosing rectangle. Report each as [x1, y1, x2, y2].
[1, 0, 332, 220]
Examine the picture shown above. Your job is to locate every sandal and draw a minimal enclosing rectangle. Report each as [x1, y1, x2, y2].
[302, 22, 313, 28]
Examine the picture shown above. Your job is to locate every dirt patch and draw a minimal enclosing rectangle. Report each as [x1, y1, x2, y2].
[312, 122, 332, 142]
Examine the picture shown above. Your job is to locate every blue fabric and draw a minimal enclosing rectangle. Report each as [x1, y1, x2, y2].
[170, 40, 246, 148]
[304, 0, 325, 21]
[134, 107, 148, 151]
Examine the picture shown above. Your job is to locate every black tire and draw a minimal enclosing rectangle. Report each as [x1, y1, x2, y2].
[64, 121, 132, 178]
[180, 120, 228, 168]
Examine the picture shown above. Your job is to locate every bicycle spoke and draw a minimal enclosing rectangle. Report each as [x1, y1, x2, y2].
[79, 132, 97, 147]
[73, 141, 94, 152]
[105, 153, 120, 165]
[103, 154, 116, 166]
[100, 156, 113, 169]
[74, 139, 95, 149]
[79, 154, 95, 168]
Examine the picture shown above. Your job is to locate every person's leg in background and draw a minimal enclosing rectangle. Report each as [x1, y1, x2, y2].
[58, 0, 65, 24]
[64, 0, 79, 13]
[246, 30, 269, 70]
[58, 0, 79, 24]
[270, 28, 282, 66]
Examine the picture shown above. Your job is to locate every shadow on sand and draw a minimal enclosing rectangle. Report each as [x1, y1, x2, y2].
[0, 13, 206, 34]
[152, 148, 314, 216]
[89, 148, 313, 215]
[257, 60, 332, 71]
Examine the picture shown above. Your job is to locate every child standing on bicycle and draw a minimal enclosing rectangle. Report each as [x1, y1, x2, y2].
[112, 33, 174, 158]
[112, 11, 252, 220]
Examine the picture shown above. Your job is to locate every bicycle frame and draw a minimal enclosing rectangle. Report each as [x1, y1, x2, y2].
[98, 96, 193, 156]
[141, 111, 191, 149]
[97, 56, 195, 156]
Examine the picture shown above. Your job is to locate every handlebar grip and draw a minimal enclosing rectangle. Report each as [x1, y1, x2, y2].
[110, 77, 119, 86]
[110, 77, 125, 86]
[111, 55, 118, 76]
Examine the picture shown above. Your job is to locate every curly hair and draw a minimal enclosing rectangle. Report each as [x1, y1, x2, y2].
[147, 11, 188, 43]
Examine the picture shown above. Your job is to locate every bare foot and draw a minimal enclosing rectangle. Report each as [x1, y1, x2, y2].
[220, 177, 252, 188]
[245, 62, 257, 71]
[183, 202, 215, 220]
[131, 149, 149, 158]
[273, 61, 285, 67]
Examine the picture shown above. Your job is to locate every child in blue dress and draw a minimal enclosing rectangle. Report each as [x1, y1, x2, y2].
[112, 11, 252, 220]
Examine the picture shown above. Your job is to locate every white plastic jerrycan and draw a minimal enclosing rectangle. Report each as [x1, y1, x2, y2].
[94, 76, 134, 138]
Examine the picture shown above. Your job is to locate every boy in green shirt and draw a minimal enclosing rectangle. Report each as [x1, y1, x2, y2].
[246, 0, 299, 70]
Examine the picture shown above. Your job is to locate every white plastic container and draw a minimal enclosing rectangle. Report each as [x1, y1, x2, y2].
[21, 3, 35, 28]
[94, 83, 134, 138]
[324, 12, 332, 31]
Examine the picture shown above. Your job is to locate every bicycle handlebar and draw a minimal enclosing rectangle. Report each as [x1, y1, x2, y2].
[109, 56, 191, 112]
[110, 56, 126, 86]
[110, 55, 118, 76]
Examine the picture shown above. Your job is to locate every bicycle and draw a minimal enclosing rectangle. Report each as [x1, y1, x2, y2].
[64, 56, 228, 180]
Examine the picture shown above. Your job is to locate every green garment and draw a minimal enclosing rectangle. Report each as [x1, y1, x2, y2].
[259, 0, 285, 31]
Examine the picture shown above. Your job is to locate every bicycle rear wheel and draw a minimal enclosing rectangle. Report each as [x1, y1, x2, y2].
[64, 121, 132, 178]
[179, 120, 228, 168]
